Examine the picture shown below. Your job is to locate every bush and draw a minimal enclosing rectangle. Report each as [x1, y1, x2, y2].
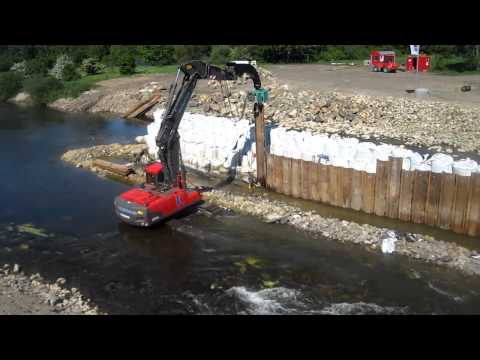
[137, 45, 175, 65]
[229, 46, 255, 61]
[0, 72, 23, 101]
[105, 46, 138, 67]
[80, 57, 105, 75]
[118, 54, 136, 75]
[0, 57, 14, 72]
[319, 46, 347, 61]
[430, 55, 446, 71]
[62, 63, 81, 81]
[209, 45, 232, 64]
[25, 57, 50, 77]
[23, 76, 64, 105]
[62, 81, 92, 98]
[10, 60, 27, 74]
[174, 45, 212, 63]
[49, 54, 75, 80]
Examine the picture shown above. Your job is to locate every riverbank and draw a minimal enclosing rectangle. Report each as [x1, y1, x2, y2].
[44, 65, 480, 157]
[61, 142, 480, 278]
[0, 263, 102, 315]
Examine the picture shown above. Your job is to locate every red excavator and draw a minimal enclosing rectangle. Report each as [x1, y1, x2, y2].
[114, 60, 265, 227]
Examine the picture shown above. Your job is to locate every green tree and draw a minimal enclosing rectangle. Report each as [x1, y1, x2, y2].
[23, 76, 64, 105]
[0, 72, 23, 101]
[118, 54, 136, 75]
[25, 57, 51, 77]
[62, 63, 81, 81]
[81, 57, 105, 75]
[0, 56, 14, 72]
[209, 45, 232, 64]
[173, 45, 212, 62]
[137, 45, 174, 65]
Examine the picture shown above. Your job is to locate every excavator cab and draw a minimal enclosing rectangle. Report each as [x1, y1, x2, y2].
[145, 162, 165, 186]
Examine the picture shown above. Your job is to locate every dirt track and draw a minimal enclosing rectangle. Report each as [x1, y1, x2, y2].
[266, 64, 480, 105]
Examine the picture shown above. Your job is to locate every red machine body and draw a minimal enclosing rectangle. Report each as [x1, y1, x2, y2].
[370, 50, 399, 73]
[114, 161, 202, 227]
[406, 54, 431, 72]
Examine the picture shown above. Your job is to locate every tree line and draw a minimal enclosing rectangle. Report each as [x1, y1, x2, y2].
[1, 45, 479, 105]
[1, 45, 479, 70]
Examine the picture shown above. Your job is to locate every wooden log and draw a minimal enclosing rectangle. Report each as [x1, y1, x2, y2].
[466, 174, 480, 237]
[301, 160, 312, 200]
[386, 157, 402, 219]
[374, 160, 389, 217]
[361, 172, 376, 214]
[282, 157, 292, 196]
[310, 162, 320, 202]
[412, 170, 430, 224]
[451, 174, 471, 234]
[255, 105, 267, 187]
[425, 172, 442, 227]
[124, 94, 161, 119]
[291, 159, 302, 198]
[342, 167, 353, 209]
[438, 173, 456, 230]
[399, 170, 415, 222]
[93, 159, 132, 176]
[319, 164, 329, 204]
[350, 169, 363, 211]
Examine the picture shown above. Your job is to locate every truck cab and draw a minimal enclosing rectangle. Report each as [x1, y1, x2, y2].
[370, 50, 399, 73]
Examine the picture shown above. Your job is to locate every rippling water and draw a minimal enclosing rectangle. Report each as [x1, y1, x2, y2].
[2, 103, 480, 315]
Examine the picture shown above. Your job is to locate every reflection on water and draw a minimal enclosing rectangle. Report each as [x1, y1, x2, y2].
[2, 103, 480, 314]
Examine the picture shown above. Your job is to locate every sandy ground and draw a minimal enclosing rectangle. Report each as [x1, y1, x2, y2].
[95, 64, 480, 106]
[0, 282, 56, 315]
[266, 64, 480, 105]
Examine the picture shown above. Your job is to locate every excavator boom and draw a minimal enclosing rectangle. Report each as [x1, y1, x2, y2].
[156, 60, 262, 186]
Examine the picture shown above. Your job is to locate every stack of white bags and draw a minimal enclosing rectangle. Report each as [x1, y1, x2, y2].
[143, 109, 480, 178]
[145, 109, 255, 173]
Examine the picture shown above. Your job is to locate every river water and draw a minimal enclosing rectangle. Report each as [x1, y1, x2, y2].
[2, 102, 480, 315]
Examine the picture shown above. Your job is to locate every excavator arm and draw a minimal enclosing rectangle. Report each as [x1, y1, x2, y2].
[155, 60, 263, 187]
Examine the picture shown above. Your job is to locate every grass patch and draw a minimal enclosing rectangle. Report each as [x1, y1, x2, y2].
[136, 65, 177, 74]
[430, 55, 480, 75]
[55, 65, 177, 99]
[316, 59, 366, 65]
[42, 65, 177, 101]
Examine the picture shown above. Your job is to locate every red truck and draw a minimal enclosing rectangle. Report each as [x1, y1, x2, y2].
[370, 50, 399, 73]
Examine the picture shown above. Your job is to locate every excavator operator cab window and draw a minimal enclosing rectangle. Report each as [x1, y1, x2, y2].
[157, 171, 165, 184]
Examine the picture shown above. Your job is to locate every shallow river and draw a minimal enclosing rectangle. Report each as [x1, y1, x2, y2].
[1, 103, 480, 314]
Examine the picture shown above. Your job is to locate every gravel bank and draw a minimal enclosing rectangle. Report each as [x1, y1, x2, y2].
[49, 67, 480, 155]
[204, 190, 480, 277]
[0, 263, 103, 315]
